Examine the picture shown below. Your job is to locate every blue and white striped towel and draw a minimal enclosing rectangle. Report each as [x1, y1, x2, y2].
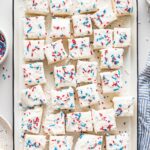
[138, 52, 150, 149]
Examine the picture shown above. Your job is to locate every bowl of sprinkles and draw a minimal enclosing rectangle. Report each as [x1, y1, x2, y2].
[0, 30, 8, 64]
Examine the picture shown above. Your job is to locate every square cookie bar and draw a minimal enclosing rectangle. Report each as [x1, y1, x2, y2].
[54, 65, 76, 88]
[25, 0, 49, 15]
[49, 136, 73, 150]
[24, 134, 46, 150]
[100, 48, 124, 69]
[114, 28, 131, 48]
[66, 111, 93, 132]
[21, 85, 47, 108]
[44, 40, 67, 64]
[23, 62, 46, 86]
[43, 112, 65, 135]
[76, 84, 100, 108]
[92, 7, 117, 29]
[68, 37, 93, 60]
[106, 133, 129, 150]
[92, 109, 117, 133]
[100, 70, 122, 94]
[113, 0, 133, 16]
[51, 87, 75, 110]
[75, 134, 103, 150]
[49, 0, 73, 16]
[24, 16, 46, 39]
[72, 15, 92, 37]
[24, 40, 45, 61]
[93, 29, 113, 49]
[50, 17, 71, 38]
[21, 107, 43, 134]
[76, 61, 98, 83]
[113, 96, 135, 117]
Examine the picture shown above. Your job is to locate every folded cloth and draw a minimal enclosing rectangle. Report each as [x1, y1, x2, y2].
[138, 52, 150, 150]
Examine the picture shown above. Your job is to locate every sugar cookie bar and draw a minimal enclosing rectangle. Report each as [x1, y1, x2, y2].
[113, 96, 134, 117]
[72, 15, 92, 37]
[113, 0, 133, 16]
[21, 85, 47, 108]
[24, 16, 46, 39]
[100, 48, 124, 69]
[92, 109, 117, 133]
[23, 62, 46, 86]
[93, 29, 113, 49]
[66, 111, 93, 132]
[54, 65, 76, 88]
[24, 134, 46, 150]
[75, 134, 103, 150]
[25, 0, 49, 15]
[68, 37, 93, 60]
[21, 107, 43, 134]
[51, 87, 75, 110]
[92, 7, 117, 29]
[106, 133, 129, 150]
[100, 70, 122, 94]
[76, 84, 100, 108]
[49, 0, 73, 16]
[50, 17, 71, 38]
[49, 136, 73, 150]
[44, 40, 68, 64]
[114, 28, 131, 48]
[24, 40, 45, 61]
[43, 112, 65, 135]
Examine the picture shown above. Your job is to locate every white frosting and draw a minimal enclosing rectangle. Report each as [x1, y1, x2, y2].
[68, 37, 93, 60]
[22, 62, 46, 86]
[66, 111, 93, 132]
[92, 109, 117, 133]
[50, 17, 71, 38]
[72, 15, 92, 37]
[44, 40, 68, 64]
[24, 16, 46, 39]
[113, 96, 135, 117]
[43, 112, 65, 135]
[24, 40, 45, 61]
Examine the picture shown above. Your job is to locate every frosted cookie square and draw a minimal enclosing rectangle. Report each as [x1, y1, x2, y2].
[106, 133, 129, 150]
[23, 62, 46, 86]
[75, 134, 103, 150]
[114, 28, 131, 48]
[76, 84, 100, 108]
[113, 96, 135, 117]
[100, 70, 122, 94]
[113, 0, 133, 16]
[72, 15, 92, 37]
[21, 107, 43, 134]
[68, 37, 93, 60]
[50, 17, 71, 38]
[51, 87, 75, 110]
[21, 85, 47, 108]
[24, 134, 46, 150]
[93, 29, 113, 49]
[92, 7, 117, 29]
[49, 0, 73, 16]
[54, 65, 76, 88]
[49, 136, 73, 150]
[25, 0, 49, 15]
[92, 109, 117, 133]
[24, 16, 46, 39]
[44, 40, 68, 64]
[76, 61, 98, 83]
[43, 112, 65, 135]
[66, 111, 93, 132]
[100, 48, 124, 69]
[24, 40, 45, 61]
